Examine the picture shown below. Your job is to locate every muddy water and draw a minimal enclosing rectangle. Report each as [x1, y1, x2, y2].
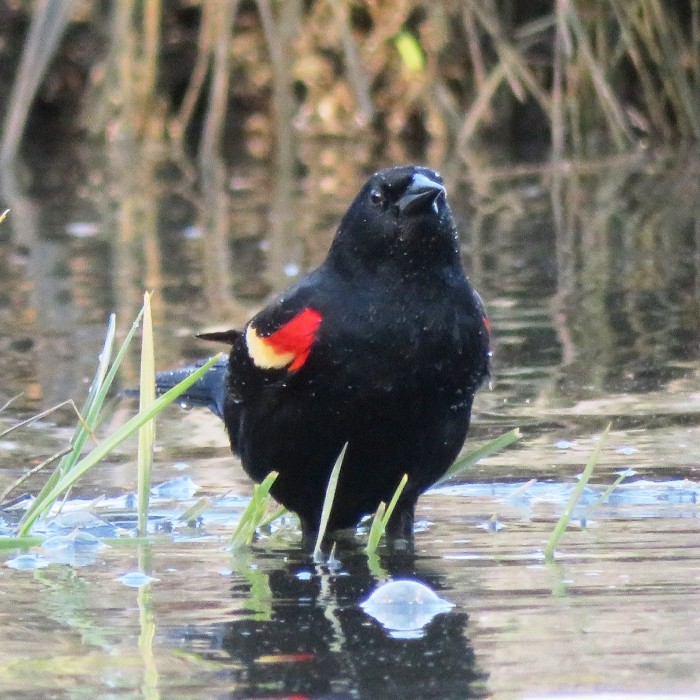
[0, 145, 699, 698]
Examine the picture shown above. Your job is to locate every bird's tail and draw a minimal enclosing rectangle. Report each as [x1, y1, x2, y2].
[123, 328, 240, 419]
[122, 356, 228, 418]
[153, 357, 229, 418]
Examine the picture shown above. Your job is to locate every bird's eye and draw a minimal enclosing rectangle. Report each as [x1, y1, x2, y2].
[369, 188, 383, 206]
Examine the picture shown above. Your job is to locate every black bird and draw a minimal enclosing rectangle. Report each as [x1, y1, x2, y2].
[159, 166, 491, 542]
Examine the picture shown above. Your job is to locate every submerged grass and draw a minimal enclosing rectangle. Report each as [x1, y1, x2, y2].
[230, 471, 279, 549]
[17, 313, 125, 534]
[225, 428, 521, 556]
[436, 428, 522, 486]
[16, 352, 223, 535]
[177, 497, 211, 525]
[308, 430, 521, 561]
[313, 443, 347, 562]
[585, 467, 635, 515]
[3, 287, 520, 550]
[543, 424, 611, 560]
[365, 473, 408, 557]
[2, 295, 520, 555]
[12, 303, 223, 537]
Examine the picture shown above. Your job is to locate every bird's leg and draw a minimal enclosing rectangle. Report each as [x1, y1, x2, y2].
[299, 517, 317, 551]
[385, 502, 416, 551]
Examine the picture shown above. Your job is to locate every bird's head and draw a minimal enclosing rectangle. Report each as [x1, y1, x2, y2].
[327, 166, 462, 278]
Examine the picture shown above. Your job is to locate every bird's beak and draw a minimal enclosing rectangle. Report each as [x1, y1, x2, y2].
[397, 173, 446, 215]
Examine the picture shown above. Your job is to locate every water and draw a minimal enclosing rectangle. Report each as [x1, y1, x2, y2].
[0, 143, 699, 698]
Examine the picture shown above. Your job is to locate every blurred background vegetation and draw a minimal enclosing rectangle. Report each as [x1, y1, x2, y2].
[1, 0, 699, 167]
[0, 0, 698, 413]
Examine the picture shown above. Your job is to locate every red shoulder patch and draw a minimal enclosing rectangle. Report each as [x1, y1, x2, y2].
[246, 308, 322, 371]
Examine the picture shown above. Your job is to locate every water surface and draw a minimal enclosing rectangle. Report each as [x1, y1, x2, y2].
[0, 144, 699, 698]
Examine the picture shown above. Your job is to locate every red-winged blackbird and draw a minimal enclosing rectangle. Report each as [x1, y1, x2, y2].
[158, 166, 491, 542]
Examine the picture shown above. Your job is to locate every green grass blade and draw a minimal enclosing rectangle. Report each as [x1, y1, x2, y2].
[92, 309, 145, 421]
[72, 307, 146, 461]
[17, 352, 224, 536]
[365, 472, 409, 556]
[0, 536, 44, 549]
[365, 502, 387, 557]
[18, 309, 145, 531]
[257, 505, 289, 530]
[177, 497, 211, 524]
[584, 468, 634, 517]
[436, 428, 521, 486]
[137, 293, 156, 536]
[63, 312, 117, 465]
[230, 471, 279, 549]
[17, 316, 117, 529]
[71, 307, 146, 468]
[85, 314, 117, 415]
[313, 443, 347, 562]
[543, 424, 611, 560]
[382, 473, 408, 528]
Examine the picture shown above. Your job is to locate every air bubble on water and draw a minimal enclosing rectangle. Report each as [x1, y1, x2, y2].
[54, 511, 107, 530]
[43, 530, 104, 551]
[40, 530, 107, 567]
[118, 571, 158, 588]
[6, 553, 50, 570]
[151, 476, 199, 499]
[361, 579, 454, 639]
